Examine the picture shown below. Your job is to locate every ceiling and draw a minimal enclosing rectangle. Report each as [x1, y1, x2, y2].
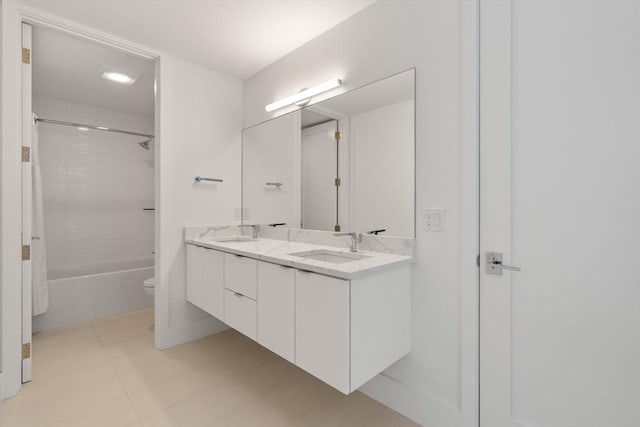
[33, 26, 155, 115]
[18, 0, 376, 79]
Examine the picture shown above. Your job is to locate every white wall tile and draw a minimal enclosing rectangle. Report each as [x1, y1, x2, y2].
[33, 93, 154, 275]
[34, 95, 67, 121]
[66, 101, 97, 126]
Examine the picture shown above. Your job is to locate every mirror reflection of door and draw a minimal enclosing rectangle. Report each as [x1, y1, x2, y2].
[300, 120, 338, 231]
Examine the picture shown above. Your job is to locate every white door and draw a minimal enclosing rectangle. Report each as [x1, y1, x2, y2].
[301, 120, 338, 231]
[480, 1, 640, 426]
[21, 22, 33, 384]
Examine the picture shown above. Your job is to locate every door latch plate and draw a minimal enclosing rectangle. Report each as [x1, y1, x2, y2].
[486, 251, 503, 275]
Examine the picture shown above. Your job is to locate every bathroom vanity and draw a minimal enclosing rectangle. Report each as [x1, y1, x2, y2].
[184, 228, 413, 394]
[185, 69, 416, 394]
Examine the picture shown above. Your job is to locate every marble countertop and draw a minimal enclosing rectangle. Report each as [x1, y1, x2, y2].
[184, 235, 414, 280]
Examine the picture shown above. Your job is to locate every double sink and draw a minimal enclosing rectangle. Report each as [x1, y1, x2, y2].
[209, 235, 371, 264]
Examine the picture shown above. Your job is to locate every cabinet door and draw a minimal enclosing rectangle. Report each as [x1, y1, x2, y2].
[186, 244, 224, 320]
[224, 254, 258, 300]
[186, 244, 204, 307]
[257, 262, 295, 363]
[202, 248, 224, 319]
[295, 271, 350, 394]
[224, 289, 257, 341]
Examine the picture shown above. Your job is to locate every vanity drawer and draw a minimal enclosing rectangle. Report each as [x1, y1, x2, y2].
[224, 289, 257, 341]
[224, 254, 258, 300]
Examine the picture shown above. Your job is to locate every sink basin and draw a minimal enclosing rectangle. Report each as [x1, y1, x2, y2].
[288, 249, 371, 264]
[211, 235, 257, 243]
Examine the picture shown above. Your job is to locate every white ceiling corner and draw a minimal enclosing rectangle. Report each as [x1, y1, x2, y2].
[18, 0, 376, 79]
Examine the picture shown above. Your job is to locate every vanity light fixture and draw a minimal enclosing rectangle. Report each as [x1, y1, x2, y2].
[101, 70, 137, 85]
[265, 78, 342, 112]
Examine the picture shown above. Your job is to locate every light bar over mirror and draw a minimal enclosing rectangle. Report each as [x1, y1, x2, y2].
[265, 78, 342, 112]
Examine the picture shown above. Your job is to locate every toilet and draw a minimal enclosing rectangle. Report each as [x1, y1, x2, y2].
[143, 277, 155, 296]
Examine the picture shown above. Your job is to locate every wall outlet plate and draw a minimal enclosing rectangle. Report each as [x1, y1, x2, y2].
[234, 208, 249, 220]
[424, 207, 446, 232]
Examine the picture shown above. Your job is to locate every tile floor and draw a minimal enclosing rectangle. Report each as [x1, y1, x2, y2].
[0, 309, 419, 427]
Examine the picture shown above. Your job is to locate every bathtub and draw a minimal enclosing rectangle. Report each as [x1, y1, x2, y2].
[33, 259, 154, 332]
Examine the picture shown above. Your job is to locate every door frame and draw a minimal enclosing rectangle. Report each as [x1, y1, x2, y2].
[300, 119, 339, 231]
[21, 22, 33, 384]
[304, 104, 350, 232]
[460, 0, 481, 426]
[0, 0, 161, 399]
[478, 1, 522, 426]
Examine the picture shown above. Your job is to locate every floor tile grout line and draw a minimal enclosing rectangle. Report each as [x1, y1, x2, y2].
[86, 309, 185, 423]
[27, 322, 114, 397]
[6, 309, 418, 427]
[135, 387, 212, 424]
[126, 359, 217, 422]
[88, 318, 146, 423]
[44, 394, 135, 427]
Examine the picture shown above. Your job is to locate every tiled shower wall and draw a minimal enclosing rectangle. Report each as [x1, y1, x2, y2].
[34, 94, 154, 279]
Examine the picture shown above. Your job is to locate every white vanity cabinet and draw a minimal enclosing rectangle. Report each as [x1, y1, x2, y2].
[185, 241, 412, 395]
[185, 244, 224, 320]
[257, 262, 295, 363]
[295, 267, 412, 394]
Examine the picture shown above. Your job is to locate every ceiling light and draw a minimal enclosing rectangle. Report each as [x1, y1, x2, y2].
[77, 127, 89, 131]
[265, 78, 342, 112]
[101, 71, 137, 85]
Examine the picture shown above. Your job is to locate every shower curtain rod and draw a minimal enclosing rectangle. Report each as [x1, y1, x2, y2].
[35, 117, 154, 139]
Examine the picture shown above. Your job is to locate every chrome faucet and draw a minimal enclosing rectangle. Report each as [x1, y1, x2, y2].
[239, 224, 259, 239]
[333, 232, 363, 252]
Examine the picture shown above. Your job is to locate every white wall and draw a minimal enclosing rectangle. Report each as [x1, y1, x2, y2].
[350, 99, 413, 237]
[243, 1, 477, 425]
[155, 55, 243, 350]
[34, 94, 155, 278]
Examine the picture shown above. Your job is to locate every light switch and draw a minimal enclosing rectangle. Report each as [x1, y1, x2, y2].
[424, 207, 446, 232]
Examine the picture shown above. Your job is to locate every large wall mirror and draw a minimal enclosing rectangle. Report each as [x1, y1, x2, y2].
[242, 69, 415, 238]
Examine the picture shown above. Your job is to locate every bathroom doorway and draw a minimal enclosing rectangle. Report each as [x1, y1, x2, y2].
[300, 107, 349, 232]
[300, 119, 339, 231]
[21, 23, 156, 383]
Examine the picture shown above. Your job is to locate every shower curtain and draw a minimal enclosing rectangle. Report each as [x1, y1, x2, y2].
[32, 114, 49, 315]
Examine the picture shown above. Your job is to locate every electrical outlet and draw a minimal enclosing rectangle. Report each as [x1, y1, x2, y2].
[234, 208, 249, 220]
[424, 207, 446, 232]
